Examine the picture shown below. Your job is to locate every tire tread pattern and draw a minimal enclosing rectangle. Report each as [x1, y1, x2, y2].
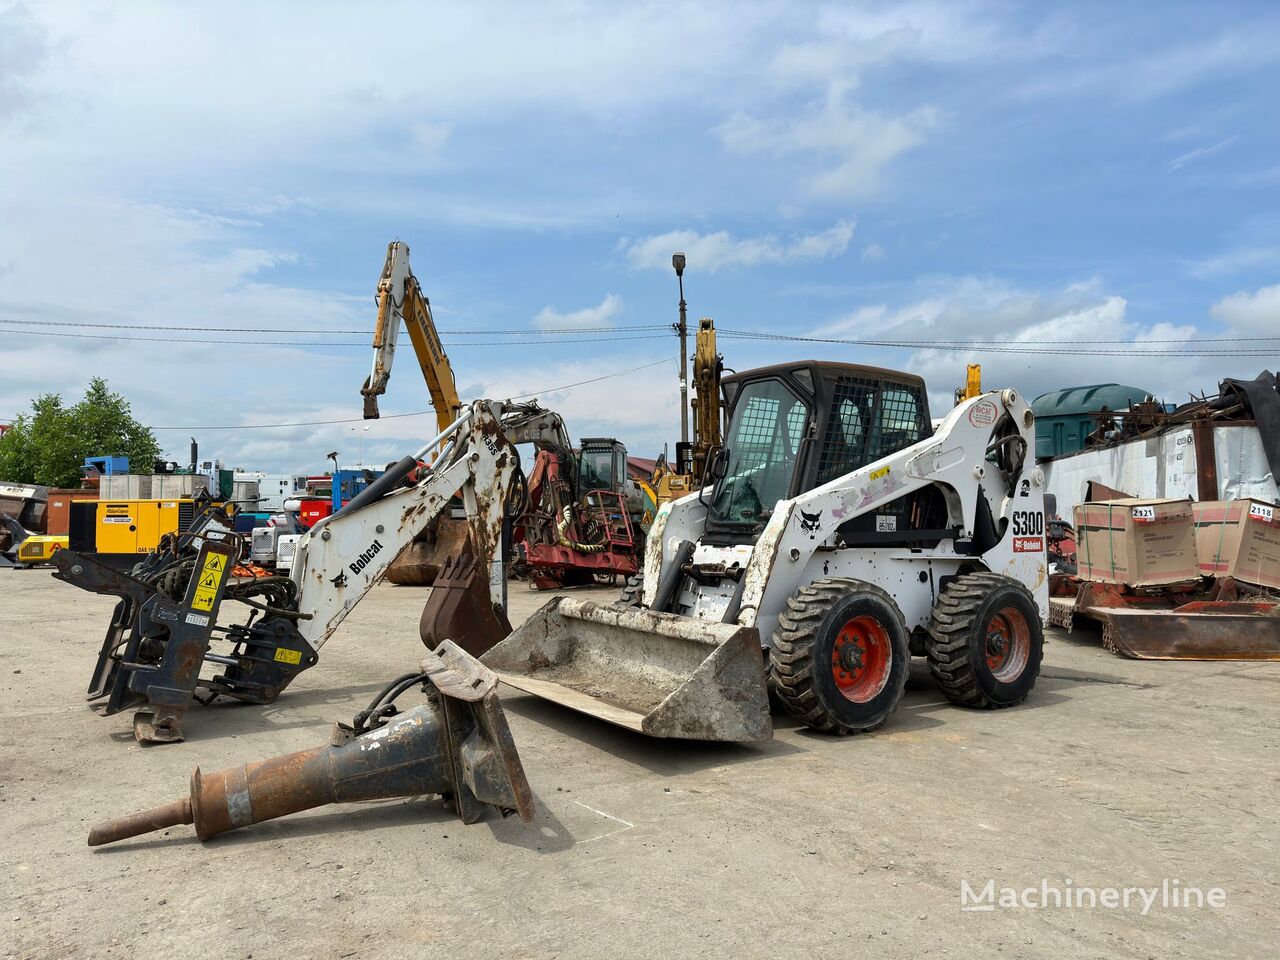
[925, 572, 1042, 709]
[770, 577, 909, 735]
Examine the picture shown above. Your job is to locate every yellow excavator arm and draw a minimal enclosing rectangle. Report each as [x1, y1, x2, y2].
[361, 241, 462, 433]
[954, 363, 982, 406]
[690, 317, 723, 481]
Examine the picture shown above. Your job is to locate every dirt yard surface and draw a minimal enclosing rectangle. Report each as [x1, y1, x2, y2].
[2, 569, 1276, 960]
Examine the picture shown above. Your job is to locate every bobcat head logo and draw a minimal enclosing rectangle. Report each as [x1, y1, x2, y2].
[798, 509, 822, 539]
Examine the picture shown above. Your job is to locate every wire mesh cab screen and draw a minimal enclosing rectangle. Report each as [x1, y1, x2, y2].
[816, 376, 927, 485]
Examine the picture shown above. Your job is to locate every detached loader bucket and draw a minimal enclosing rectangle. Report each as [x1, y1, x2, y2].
[482, 598, 772, 742]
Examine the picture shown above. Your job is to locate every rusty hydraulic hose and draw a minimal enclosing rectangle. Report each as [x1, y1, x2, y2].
[89, 640, 535, 846]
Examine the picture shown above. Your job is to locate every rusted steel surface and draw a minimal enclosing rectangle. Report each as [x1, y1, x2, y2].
[1190, 418, 1219, 503]
[385, 514, 471, 585]
[483, 597, 772, 742]
[87, 797, 193, 847]
[419, 550, 513, 657]
[1063, 578, 1280, 661]
[88, 641, 534, 847]
[1099, 605, 1280, 660]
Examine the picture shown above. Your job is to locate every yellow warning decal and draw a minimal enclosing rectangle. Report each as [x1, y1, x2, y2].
[274, 648, 302, 665]
[190, 551, 228, 612]
[870, 466, 890, 480]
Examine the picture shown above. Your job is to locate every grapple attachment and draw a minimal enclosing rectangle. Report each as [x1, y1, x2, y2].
[481, 597, 772, 742]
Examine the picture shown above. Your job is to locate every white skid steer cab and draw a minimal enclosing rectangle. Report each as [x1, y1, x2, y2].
[485, 361, 1049, 742]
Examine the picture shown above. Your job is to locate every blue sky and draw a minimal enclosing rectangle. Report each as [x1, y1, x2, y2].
[1, 1, 1277, 473]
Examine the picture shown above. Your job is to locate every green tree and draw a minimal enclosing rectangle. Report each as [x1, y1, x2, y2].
[0, 378, 161, 488]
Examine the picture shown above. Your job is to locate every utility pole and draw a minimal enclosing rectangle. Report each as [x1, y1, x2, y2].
[673, 252, 689, 452]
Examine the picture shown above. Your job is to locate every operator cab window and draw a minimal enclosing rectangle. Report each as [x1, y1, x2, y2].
[711, 378, 810, 528]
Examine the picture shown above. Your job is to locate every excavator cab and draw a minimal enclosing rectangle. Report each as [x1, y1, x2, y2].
[576, 438, 628, 494]
[706, 362, 932, 540]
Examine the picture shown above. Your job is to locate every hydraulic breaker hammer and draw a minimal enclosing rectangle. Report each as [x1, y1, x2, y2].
[88, 640, 534, 846]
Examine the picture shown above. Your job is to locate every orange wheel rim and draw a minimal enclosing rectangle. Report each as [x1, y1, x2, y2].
[985, 606, 1031, 682]
[831, 615, 892, 703]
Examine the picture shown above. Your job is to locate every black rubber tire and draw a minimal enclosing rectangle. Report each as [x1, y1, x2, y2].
[926, 572, 1044, 708]
[613, 573, 644, 609]
[770, 578, 911, 735]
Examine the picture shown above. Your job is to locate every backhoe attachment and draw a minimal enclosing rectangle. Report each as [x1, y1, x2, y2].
[88, 641, 534, 846]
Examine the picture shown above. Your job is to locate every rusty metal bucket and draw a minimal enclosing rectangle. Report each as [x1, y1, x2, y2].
[1064, 580, 1280, 660]
[481, 597, 772, 742]
[420, 551, 513, 658]
[386, 514, 472, 585]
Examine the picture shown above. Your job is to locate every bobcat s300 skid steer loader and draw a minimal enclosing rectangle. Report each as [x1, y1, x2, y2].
[484, 361, 1049, 741]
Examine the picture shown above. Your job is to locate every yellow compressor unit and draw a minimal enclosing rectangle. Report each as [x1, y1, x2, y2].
[13, 535, 69, 567]
[69, 499, 201, 567]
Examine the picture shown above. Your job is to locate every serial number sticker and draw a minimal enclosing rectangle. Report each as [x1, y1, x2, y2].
[1131, 506, 1156, 522]
[185, 613, 210, 627]
[875, 515, 897, 532]
[1250, 503, 1275, 524]
[102, 517, 133, 524]
[870, 466, 891, 481]
[274, 648, 302, 665]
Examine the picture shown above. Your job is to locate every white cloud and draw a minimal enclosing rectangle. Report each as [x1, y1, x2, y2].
[621, 220, 855, 273]
[1184, 246, 1280, 278]
[716, 93, 937, 198]
[768, 2, 1013, 85]
[805, 276, 1263, 416]
[1015, 26, 1280, 103]
[409, 121, 451, 158]
[1210, 283, 1280, 334]
[0, 3, 50, 123]
[862, 243, 884, 262]
[533, 293, 623, 330]
[1169, 134, 1239, 172]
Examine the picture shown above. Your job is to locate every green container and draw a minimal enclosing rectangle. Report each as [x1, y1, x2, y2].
[1031, 383, 1152, 459]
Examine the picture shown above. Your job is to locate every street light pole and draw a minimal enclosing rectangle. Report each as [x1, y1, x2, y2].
[673, 252, 689, 451]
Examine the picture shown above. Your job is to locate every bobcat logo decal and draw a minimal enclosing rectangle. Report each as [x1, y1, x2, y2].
[798, 509, 823, 539]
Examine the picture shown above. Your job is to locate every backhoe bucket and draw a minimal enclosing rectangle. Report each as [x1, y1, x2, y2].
[482, 598, 772, 742]
[420, 552, 513, 659]
[386, 515, 472, 585]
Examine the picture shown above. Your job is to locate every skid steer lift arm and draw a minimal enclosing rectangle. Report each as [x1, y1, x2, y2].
[361, 240, 462, 428]
[55, 400, 526, 744]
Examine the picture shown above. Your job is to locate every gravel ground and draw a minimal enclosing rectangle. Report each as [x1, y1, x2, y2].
[1, 569, 1277, 959]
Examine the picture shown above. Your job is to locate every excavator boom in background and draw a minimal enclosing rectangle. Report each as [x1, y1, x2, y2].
[361, 240, 462, 431]
[637, 312, 724, 521]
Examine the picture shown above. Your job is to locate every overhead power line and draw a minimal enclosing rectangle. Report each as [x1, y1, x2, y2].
[0, 317, 667, 335]
[717, 330, 1280, 357]
[0, 327, 671, 348]
[147, 357, 675, 431]
[1, 317, 1275, 356]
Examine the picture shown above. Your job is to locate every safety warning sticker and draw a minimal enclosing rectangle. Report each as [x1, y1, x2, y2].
[274, 648, 302, 665]
[190, 550, 227, 612]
